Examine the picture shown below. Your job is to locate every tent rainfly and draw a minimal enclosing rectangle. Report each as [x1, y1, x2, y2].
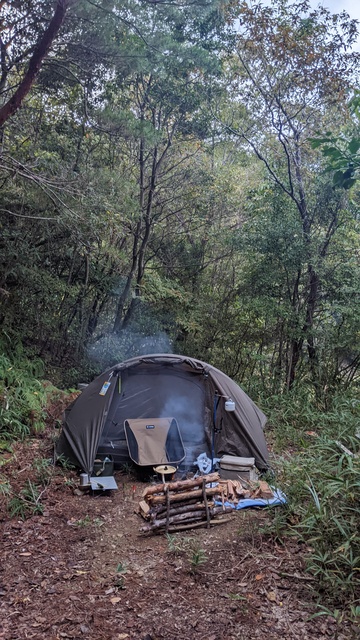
[55, 354, 269, 476]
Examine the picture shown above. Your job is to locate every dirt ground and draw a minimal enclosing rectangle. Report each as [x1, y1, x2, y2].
[0, 432, 355, 640]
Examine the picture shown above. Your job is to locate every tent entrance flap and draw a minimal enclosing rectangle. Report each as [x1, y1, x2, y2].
[124, 417, 186, 466]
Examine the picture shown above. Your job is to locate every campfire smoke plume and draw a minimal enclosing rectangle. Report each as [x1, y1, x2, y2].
[160, 393, 208, 468]
[88, 330, 173, 368]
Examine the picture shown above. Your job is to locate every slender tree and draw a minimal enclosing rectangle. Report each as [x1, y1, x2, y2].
[221, 0, 359, 390]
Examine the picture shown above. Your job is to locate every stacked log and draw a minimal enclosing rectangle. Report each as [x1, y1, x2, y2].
[138, 473, 232, 534]
[218, 478, 274, 503]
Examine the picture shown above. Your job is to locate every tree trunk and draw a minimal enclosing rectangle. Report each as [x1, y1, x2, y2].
[0, 0, 72, 127]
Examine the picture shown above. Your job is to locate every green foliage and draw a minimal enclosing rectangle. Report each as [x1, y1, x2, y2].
[74, 515, 104, 528]
[0, 0, 229, 380]
[31, 457, 53, 485]
[262, 391, 360, 451]
[0, 0, 358, 399]
[166, 533, 185, 555]
[8, 480, 45, 519]
[56, 454, 76, 471]
[0, 474, 11, 497]
[188, 539, 208, 572]
[114, 562, 128, 589]
[0, 340, 48, 440]
[116, 562, 127, 574]
[292, 447, 359, 604]
[264, 391, 360, 612]
[311, 92, 360, 189]
[166, 534, 208, 573]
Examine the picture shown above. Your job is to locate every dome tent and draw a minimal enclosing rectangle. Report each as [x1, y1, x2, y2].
[55, 354, 269, 476]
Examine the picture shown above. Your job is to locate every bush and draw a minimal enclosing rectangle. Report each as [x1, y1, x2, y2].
[0, 346, 48, 440]
[7, 480, 45, 519]
[265, 391, 360, 617]
[262, 390, 360, 451]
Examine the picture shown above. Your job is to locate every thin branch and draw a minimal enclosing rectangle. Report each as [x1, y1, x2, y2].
[0, 157, 81, 218]
[0, 207, 57, 221]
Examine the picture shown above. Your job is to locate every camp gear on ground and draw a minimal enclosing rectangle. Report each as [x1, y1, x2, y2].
[93, 455, 114, 476]
[89, 475, 118, 491]
[219, 455, 258, 481]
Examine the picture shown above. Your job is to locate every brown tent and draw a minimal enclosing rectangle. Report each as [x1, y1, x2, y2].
[55, 354, 269, 475]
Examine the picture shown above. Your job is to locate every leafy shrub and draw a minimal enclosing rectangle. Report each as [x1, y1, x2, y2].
[8, 480, 45, 519]
[31, 457, 53, 485]
[166, 534, 208, 573]
[0, 344, 48, 440]
[265, 391, 360, 617]
[270, 435, 360, 608]
[0, 474, 11, 497]
[290, 438, 360, 602]
[262, 390, 360, 451]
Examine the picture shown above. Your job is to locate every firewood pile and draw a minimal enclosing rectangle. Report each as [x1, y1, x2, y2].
[138, 472, 232, 535]
[218, 478, 274, 504]
[138, 473, 275, 535]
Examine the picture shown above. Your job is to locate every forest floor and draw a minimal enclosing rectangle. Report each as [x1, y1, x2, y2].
[0, 428, 355, 640]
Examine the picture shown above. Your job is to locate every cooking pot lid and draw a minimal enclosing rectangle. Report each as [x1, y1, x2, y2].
[153, 465, 177, 474]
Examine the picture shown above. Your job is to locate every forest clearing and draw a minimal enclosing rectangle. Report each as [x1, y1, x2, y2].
[1, 386, 359, 640]
[0, 424, 357, 640]
[1, 1, 360, 638]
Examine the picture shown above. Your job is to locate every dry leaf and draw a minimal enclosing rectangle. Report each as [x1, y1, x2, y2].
[255, 573, 264, 581]
[266, 590, 277, 602]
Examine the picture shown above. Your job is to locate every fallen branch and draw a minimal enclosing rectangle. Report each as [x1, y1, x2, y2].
[166, 517, 233, 533]
[273, 571, 316, 582]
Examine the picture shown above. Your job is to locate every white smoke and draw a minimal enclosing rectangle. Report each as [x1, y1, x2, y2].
[160, 392, 209, 468]
[88, 330, 173, 368]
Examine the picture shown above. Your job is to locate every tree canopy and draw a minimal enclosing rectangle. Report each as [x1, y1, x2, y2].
[0, 0, 359, 397]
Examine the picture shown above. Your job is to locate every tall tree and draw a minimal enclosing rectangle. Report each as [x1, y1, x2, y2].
[0, 0, 228, 378]
[88, 0, 227, 334]
[220, 0, 359, 391]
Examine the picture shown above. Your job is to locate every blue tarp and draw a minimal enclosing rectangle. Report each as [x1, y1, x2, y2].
[215, 487, 287, 510]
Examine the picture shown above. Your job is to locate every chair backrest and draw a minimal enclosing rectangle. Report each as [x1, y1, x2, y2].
[124, 417, 186, 466]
